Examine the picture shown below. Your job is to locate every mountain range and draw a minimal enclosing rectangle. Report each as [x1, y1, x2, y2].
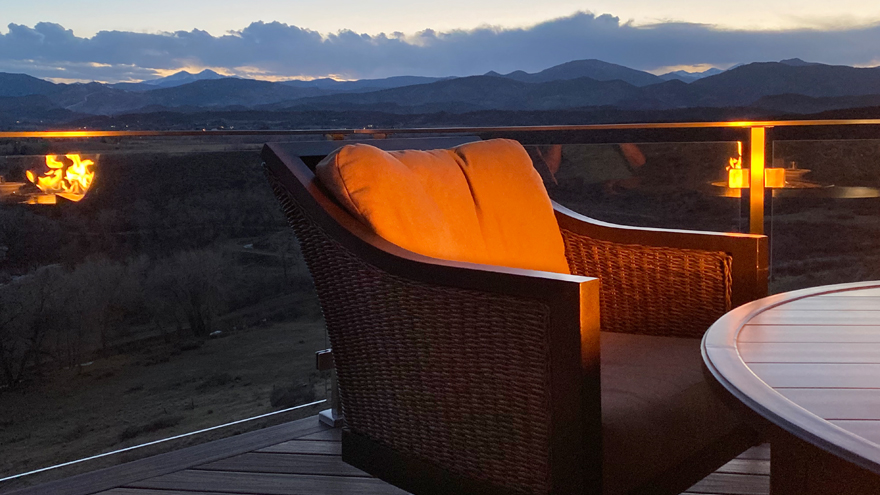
[659, 68, 725, 83]
[2, 58, 880, 129]
[111, 69, 228, 91]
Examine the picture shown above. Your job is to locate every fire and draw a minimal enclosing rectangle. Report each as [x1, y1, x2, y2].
[726, 141, 749, 189]
[722, 142, 786, 189]
[26, 154, 96, 203]
[728, 141, 743, 170]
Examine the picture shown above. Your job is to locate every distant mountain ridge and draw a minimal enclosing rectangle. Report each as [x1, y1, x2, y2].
[0, 73, 60, 97]
[659, 68, 724, 83]
[146, 69, 226, 87]
[688, 61, 880, 106]
[111, 69, 229, 91]
[275, 75, 661, 113]
[4, 58, 880, 128]
[488, 59, 665, 87]
[779, 58, 822, 67]
[281, 75, 451, 92]
[271, 60, 880, 113]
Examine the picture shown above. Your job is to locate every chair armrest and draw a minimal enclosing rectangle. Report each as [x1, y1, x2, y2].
[554, 202, 768, 338]
[330, 258, 601, 495]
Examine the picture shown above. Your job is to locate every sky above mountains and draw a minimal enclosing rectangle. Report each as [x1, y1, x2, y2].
[2, 1, 880, 83]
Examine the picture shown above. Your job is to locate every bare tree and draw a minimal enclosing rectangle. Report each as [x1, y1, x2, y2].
[0, 207, 62, 271]
[66, 257, 142, 352]
[147, 249, 228, 338]
[0, 266, 66, 389]
[0, 287, 25, 388]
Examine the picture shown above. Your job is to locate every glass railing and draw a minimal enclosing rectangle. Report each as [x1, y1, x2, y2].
[527, 142, 745, 233]
[485, 120, 880, 295]
[2, 121, 880, 490]
[0, 134, 331, 490]
[765, 138, 880, 294]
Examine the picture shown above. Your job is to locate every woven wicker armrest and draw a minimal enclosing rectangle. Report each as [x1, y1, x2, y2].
[263, 145, 604, 495]
[554, 203, 768, 338]
[322, 258, 598, 495]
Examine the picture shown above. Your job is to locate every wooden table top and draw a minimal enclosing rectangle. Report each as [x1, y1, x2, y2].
[703, 281, 880, 475]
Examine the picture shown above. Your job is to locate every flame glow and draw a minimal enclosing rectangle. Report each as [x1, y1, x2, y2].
[727, 141, 749, 189]
[728, 141, 743, 170]
[26, 154, 96, 203]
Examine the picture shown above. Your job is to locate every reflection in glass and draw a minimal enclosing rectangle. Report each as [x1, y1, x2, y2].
[0, 144, 326, 489]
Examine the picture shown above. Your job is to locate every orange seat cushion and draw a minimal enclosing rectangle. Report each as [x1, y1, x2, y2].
[315, 139, 570, 274]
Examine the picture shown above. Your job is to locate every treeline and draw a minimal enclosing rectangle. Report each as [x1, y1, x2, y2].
[0, 150, 316, 390]
[0, 244, 312, 390]
[1, 151, 283, 271]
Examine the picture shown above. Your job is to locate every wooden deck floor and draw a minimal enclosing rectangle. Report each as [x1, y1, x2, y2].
[8, 415, 770, 495]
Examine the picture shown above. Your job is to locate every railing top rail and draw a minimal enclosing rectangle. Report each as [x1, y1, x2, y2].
[3, 119, 880, 139]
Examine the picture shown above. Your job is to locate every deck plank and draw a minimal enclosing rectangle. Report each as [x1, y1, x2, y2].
[101, 490, 236, 495]
[736, 444, 771, 461]
[195, 452, 367, 477]
[14, 416, 772, 495]
[715, 459, 771, 476]
[128, 470, 409, 495]
[683, 472, 770, 495]
[298, 429, 342, 441]
[257, 439, 342, 455]
[7, 416, 325, 495]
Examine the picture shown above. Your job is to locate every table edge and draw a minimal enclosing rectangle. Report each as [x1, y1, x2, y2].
[702, 280, 880, 475]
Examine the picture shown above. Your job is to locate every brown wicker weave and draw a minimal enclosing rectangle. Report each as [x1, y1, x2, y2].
[268, 170, 554, 494]
[262, 139, 768, 495]
[561, 229, 732, 338]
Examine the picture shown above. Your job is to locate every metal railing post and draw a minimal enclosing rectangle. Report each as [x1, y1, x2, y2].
[748, 126, 767, 235]
[316, 349, 343, 427]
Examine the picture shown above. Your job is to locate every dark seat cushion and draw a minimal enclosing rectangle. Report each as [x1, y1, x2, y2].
[601, 331, 746, 495]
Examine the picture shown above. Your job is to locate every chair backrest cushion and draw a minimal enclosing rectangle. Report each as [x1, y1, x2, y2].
[315, 139, 570, 274]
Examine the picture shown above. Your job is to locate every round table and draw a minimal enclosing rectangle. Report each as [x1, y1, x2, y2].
[702, 281, 880, 495]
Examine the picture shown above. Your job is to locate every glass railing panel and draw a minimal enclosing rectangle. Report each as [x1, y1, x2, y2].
[0, 137, 328, 489]
[528, 142, 745, 233]
[768, 139, 880, 294]
[4, 123, 880, 489]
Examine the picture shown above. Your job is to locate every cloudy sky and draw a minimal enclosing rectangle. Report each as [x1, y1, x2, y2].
[2, 0, 880, 83]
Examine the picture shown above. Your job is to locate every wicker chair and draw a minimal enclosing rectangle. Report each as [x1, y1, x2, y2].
[262, 138, 768, 495]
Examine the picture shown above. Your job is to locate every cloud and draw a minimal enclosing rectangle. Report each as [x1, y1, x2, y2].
[0, 58, 161, 84]
[2, 13, 880, 83]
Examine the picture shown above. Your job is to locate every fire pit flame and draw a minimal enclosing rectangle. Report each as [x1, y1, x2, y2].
[726, 141, 749, 189]
[26, 154, 96, 203]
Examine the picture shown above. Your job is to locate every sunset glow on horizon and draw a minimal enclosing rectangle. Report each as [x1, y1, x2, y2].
[4, 0, 880, 38]
[3, 1, 880, 83]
